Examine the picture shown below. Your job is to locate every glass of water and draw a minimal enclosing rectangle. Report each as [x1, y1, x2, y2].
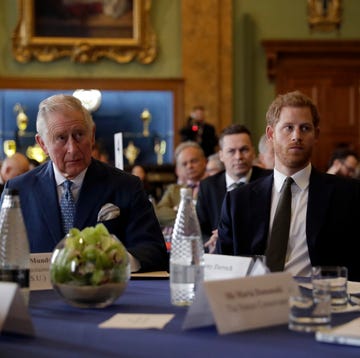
[289, 280, 331, 333]
[311, 266, 348, 310]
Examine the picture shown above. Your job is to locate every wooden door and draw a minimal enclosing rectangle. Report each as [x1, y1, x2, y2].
[262, 40, 360, 171]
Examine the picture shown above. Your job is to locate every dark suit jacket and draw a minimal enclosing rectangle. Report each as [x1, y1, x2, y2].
[217, 167, 360, 281]
[4, 159, 168, 272]
[196, 166, 272, 242]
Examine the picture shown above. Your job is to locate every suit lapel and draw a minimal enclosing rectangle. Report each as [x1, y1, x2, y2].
[216, 173, 227, 206]
[75, 160, 107, 228]
[249, 175, 273, 252]
[35, 162, 63, 244]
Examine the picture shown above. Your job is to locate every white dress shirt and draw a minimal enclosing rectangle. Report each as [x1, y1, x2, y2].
[225, 168, 252, 191]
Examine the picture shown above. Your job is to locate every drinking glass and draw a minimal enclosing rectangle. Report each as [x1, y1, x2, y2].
[289, 280, 331, 333]
[311, 266, 348, 310]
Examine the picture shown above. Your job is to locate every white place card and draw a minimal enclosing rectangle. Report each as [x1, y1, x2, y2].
[182, 283, 215, 330]
[183, 272, 299, 334]
[0, 282, 34, 336]
[205, 272, 298, 334]
[183, 254, 255, 330]
[30, 252, 53, 291]
[204, 254, 252, 281]
[99, 313, 174, 329]
[114, 132, 124, 170]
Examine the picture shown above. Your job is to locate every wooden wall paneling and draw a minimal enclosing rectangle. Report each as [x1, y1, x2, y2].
[262, 40, 360, 171]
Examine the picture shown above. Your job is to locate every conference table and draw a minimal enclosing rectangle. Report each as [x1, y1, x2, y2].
[1, 278, 360, 358]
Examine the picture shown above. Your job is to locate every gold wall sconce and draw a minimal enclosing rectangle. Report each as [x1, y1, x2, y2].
[308, 0, 342, 33]
[124, 141, 140, 166]
[3, 140, 16, 158]
[140, 108, 152, 137]
[154, 139, 166, 165]
[14, 103, 29, 136]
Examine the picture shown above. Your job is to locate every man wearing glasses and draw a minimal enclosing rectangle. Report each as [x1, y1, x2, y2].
[326, 147, 359, 178]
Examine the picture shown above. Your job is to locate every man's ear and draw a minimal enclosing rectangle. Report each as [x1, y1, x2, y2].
[35, 134, 49, 155]
[266, 125, 274, 141]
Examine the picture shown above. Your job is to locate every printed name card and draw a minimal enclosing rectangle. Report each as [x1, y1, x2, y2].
[0, 282, 34, 336]
[205, 272, 298, 334]
[183, 272, 299, 334]
[182, 255, 267, 331]
[30, 252, 52, 291]
[204, 254, 253, 281]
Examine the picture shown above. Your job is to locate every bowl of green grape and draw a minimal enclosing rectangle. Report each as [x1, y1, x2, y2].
[50, 224, 130, 308]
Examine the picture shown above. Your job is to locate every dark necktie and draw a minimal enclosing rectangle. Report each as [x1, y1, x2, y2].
[265, 176, 294, 272]
[228, 182, 244, 191]
[60, 180, 76, 235]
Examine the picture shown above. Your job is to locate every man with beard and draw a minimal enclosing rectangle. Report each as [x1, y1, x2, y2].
[217, 91, 360, 281]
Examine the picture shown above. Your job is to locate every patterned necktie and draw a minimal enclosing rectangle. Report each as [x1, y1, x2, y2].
[60, 180, 76, 235]
[228, 182, 244, 191]
[265, 177, 294, 272]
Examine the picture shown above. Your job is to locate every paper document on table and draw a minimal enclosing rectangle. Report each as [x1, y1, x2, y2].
[99, 313, 174, 329]
[316, 317, 360, 347]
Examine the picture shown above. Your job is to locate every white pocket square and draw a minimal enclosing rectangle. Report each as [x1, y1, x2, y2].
[97, 203, 120, 222]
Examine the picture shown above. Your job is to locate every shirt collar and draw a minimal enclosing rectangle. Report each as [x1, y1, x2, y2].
[273, 163, 311, 192]
[225, 168, 253, 189]
[53, 162, 87, 188]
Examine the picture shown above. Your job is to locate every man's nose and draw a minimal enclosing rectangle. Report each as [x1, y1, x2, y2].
[292, 127, 302, 140]
[66, 136, 78, 152]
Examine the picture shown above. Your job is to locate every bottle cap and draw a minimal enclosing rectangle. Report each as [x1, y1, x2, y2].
[4, 188, 19, 196]
[180, 187, 192, 197]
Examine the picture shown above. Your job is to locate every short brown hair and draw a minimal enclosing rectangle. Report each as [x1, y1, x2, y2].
[266, 91, 320, 128]
[218, 124, 252, 149]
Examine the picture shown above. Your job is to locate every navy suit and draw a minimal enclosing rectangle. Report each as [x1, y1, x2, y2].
[196, 166, 272, 242]
[4, 159, 168, 272]
[218, 168, 360, 281]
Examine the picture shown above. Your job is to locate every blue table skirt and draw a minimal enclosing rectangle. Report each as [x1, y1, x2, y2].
[1, 279, 360, 358]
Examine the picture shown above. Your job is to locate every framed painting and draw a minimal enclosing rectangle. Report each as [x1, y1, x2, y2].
[12, 0, 157, 64]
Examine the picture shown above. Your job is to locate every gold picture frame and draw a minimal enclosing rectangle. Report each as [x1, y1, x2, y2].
[12, 0, 157, 64]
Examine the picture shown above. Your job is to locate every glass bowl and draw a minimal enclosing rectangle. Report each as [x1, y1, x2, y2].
[50, 224, 130, 308]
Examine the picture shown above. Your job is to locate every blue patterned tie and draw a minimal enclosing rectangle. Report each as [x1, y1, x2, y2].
[60, 180, 76, 235]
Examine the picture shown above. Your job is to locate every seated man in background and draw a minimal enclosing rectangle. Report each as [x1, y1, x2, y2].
[155, 141, 207, 227]
[196, 124, 272, 252]
[255, 133, 275, 169]
[218, 91, 360, 281]
[131, 164, 157, 202]
[4, 94, 168, 273]
[0, 152, 30, 193]
[205, 152, 225, 176]
[326, 147, 359, 178]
